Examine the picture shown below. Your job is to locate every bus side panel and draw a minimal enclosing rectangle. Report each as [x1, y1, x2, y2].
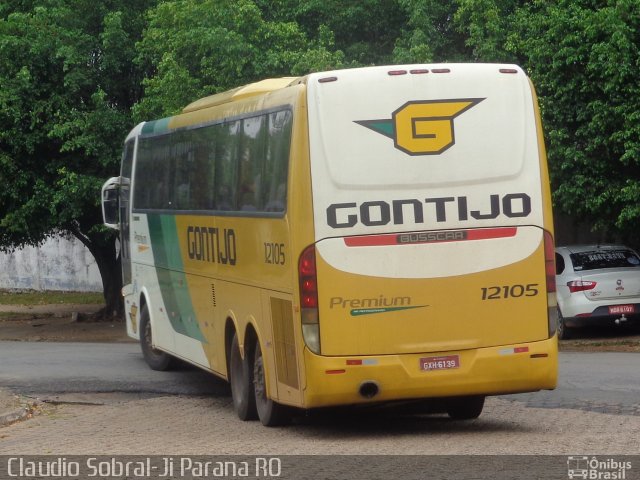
[261, 291, 303, 406]
[131, 211, 302, 389]
[125, 85, 308, 404]
[129, 212, 211, 368]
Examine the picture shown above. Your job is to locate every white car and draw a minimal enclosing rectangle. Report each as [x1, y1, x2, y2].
[555, 244, 640, 338]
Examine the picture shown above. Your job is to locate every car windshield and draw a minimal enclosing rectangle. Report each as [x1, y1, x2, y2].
[570, 249, 640, 271]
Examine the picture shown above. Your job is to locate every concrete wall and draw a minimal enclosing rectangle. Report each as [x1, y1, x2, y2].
[0, 235, 102, 292]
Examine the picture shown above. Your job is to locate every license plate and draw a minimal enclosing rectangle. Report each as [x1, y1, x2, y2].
[419, 355, 460, 372]
[609, 305, 635, 315]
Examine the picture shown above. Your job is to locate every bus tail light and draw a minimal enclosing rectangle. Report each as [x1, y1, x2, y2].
[299, 245, 321, 354]
[544, 231, 558, 338]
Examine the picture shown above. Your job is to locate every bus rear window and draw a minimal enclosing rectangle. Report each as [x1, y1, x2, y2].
[570, 250, 640, 271]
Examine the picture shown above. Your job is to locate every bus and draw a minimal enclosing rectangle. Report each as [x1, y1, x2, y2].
[102, 64, 558, 426]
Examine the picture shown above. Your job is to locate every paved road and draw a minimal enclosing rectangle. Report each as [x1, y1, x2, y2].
[1, 341, 639, 457]
[0, 341, 227, 397]
[0, 341, 638, 415]
[504, 351, 640, 416]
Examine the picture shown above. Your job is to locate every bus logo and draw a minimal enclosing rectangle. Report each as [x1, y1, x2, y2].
[355, 98, 485, 155]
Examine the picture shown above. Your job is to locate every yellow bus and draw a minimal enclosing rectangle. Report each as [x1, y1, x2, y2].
[102, 64, 558, 426]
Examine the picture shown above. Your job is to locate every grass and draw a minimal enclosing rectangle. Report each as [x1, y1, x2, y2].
[0, 290, 104, 306]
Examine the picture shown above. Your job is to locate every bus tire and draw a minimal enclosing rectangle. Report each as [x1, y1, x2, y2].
[140, 304, 174, 371]
[446, 395, 485, 420]
[253, 338, 291, 427]
[229, 333, 257, 421]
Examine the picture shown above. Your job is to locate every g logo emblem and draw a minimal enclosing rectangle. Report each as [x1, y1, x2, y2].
[355, 98, 485, 155]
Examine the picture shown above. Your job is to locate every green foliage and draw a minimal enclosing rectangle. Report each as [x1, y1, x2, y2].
[0, 0, 154, 311]
[510, 0, 640, 242]
[259, 0, 407, 65]
[456, 0, 640, 244]
[0, 0, 152, 248]
[2, 0, 640, 303]
[454, 0, 521, 62]
[393, 0, 468, 63]
[133, 0, 345, 120]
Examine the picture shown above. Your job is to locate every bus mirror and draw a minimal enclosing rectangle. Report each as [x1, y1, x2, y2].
[101, 176, 121, 230]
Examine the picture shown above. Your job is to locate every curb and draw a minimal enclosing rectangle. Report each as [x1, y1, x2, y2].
[0, 407, 30, 427]
[0, 400, 41, 427]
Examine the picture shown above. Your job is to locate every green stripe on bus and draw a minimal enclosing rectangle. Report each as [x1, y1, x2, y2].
[141, 117, 172, 135]
[350, 305, 428, 316]
[147, 214, 206, 342]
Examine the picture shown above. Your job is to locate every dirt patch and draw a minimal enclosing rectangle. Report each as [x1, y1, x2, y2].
[560, 336, 640, 352]
[558, 324, 640, 352]
[0, 305, 132, 343]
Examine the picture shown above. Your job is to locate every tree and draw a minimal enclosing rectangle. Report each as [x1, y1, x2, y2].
[4, 0, 637, 318]
[514, 0, 640, 243]
[256, 0, 408, 65]
[393, 0, 468, 63]
[0, 0, 155, 315]
[456, 0, 640, 244]
[133, 0, 345, 120]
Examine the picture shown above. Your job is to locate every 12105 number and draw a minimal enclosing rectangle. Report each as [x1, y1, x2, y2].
[481, 284, 539, 300]
[264, 242, 285, 265]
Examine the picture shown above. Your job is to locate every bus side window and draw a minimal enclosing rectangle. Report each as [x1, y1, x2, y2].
[264, 183, 286, 212]
[215, 121, 240, 211]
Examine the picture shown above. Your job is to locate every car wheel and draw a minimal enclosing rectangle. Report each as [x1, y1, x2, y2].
[557, 309, 570, 340]
[140, 304, 174, 371]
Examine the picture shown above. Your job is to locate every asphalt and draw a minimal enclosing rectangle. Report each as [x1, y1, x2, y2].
[1, 303, 639, 430]
[0, 302, 108, 425]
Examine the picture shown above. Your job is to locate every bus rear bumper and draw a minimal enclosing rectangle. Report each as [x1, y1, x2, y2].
[300, 337, 558, 408]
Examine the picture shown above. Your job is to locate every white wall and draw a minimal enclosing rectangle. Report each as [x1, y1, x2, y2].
[0, 234, 103, 292]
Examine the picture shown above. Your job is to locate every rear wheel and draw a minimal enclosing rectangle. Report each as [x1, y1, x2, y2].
[253, 339, 291, 426]
[140, 304, 174, 371]
[557, 309, 570, 340]
[446, 396, 485, 420]
[229, 333, 257, 421]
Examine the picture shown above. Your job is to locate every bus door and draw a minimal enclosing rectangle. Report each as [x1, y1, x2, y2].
[120, 140, 135, 285]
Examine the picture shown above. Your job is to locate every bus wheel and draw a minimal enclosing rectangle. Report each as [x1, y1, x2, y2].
[229, 333, 257, 421]
[140, 304, 173, 371]
[253, 339, 291, 427]
[446, 395, 485, 420]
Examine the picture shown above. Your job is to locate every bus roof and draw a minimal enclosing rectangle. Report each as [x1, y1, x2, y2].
[182, 77, 299, 113]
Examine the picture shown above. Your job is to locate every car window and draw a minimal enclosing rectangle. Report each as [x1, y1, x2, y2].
[555, 253, 565, 275]
[569, 249, 640, 271]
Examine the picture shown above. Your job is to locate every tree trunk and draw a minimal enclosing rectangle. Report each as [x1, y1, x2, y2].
[68, 222, 123, 320]
[91, 238, 124, 319]
[70, 228, 123, 319]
